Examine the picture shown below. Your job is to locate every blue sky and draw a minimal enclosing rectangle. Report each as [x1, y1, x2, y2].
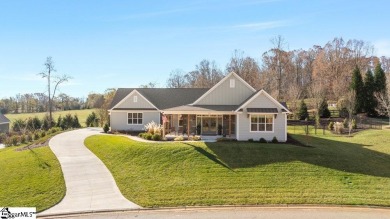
[1, 0, 390, 99]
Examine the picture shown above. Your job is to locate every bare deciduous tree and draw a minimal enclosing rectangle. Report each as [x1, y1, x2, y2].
[344, 90, 357, 136]
[374, 76, 390, 125]
[38, 57, 72, 124]
[166, 69, 188, 88]
[97, 88, 117, 127]
[226, 50, 261, 89]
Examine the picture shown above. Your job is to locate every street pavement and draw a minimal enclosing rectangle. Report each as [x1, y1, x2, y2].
[39, 206, 390, 219]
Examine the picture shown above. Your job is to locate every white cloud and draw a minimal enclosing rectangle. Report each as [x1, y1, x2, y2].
[374, 40, 390, 57]
[231, 20, 290, 31]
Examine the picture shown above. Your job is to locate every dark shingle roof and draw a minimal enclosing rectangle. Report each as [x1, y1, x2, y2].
[163, 105, 239, 112]
[247, 108, 278, 113]
[110, 88, 209, 110]
[0, 114, 10, 124]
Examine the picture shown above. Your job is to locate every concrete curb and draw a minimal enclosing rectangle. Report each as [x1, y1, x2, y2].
[38, 204, 390, 218]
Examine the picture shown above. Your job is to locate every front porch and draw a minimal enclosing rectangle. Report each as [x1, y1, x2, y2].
[162, 114, 237, 137]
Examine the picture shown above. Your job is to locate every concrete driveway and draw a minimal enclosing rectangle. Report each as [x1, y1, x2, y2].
[40, 128, 140, 217]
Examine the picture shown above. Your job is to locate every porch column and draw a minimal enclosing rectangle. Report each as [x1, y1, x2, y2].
[187, 114, 190, 137]
[229, 114, 231, 137]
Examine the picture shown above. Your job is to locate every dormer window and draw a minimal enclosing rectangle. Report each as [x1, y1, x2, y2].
[230, 79, 235, 88]
[133, 96, 138, 102]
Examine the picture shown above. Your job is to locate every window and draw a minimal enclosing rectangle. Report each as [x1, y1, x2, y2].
[230, 79, 235, 88]
[250, 115, 273, 132]
[128, 113, 142, 124]
[133, 96, 138, 102]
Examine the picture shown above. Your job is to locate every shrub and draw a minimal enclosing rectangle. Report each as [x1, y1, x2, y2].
[259, 138, 267, 143]
[4, 137, 14, 147]
[319, 98, 331, 118]
[190, 136, 201, 141]
[11, 135, 19, 146]
[248, 138, 254, 142]
[216, 137, 237, 142]
[56, 116, 63, 128]
[334, 122, 344, 134]
[144, 121, 162, 135]
[26, 133, 33, 142]
[328, 121, 334, 131]
[138, 133, 145, 138]
[26, 116, 42, 131]
[0, 133, 6, 144]
[298, 99, 309, 120]
[12, 119, 26, 132]
[20, 135, 26, 144]
[72, 115, 82, 128]
[61, 113, 74, 130]
[174, 136, 184, 141]
[343, 118, 348, 128]
[152, 134, 162, 141]
[103, 123, 110, 133]
[271, 136, 278, 143]
[352, 119, 357, 129]
[144, 133, 153, 140]
[48, 127, 61, 134]
[41, 114, 55, 130]
[86, 112, 99, 127]
[34, 132, 40, 140]
[41, 131, 46, 138]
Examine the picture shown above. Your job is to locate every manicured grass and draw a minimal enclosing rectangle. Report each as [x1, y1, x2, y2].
[85, 129, 390, 207]
[0, 145, 65, 212]
[5, 109, 95, 128]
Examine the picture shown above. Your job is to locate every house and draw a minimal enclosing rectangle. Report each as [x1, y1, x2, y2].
[0, 114, 10, 133]
[109, 72, 290, 141]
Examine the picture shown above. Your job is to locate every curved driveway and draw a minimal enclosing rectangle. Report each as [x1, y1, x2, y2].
[41, 128, 140, 216]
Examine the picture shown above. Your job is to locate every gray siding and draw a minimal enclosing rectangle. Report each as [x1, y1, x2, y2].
[237, 93, 287, 142]
[196, 74, 254, 105]
[110, 111, 160, 131]
[0, 123, 9, 133]
[116, 92, 155, 109]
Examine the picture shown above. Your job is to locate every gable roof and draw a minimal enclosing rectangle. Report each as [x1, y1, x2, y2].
[236, 89, 291, 113]
[0, 114, 10, 124]
[191, 72, 256, 105]
[110, 88, 209, 110]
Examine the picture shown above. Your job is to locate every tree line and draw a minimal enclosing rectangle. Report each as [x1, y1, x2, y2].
[165, 36, 390, 106]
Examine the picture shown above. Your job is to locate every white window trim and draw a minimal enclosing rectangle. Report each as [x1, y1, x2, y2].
[133, 95, 138, 102]
[127, 112, 143, 125]
[249, 114, 275, 133]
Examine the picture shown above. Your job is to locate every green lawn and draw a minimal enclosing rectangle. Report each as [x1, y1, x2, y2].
[85, 129, 390, 207]
[5, 109, 95, 128]
[0, 145, 65, 212]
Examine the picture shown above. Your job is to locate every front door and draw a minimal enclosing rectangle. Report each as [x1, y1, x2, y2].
[202, 116, 217, 135]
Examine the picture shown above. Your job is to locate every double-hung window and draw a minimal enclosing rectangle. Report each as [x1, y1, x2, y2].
[250, 115, 273, 132]
[128, 113, 142, 124]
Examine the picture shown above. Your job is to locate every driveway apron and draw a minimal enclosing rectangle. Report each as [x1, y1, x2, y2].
[41, 128, 140, 215]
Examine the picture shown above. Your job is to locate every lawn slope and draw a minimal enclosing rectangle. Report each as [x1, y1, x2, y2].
[85, 129, 390, 207]
[0, 146, 65, 212]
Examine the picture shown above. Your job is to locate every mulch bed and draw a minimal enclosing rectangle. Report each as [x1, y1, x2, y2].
[15, 138, 52, 151]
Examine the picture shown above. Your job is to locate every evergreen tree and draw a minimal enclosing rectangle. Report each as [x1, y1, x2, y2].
[374, 63, 387, 93]
[350, 66, 364, 113]
[319, 98, 331, 118]
[364, 69, 377, 116]
[72, 114, 81, 128]
[298, 99, 309, 120]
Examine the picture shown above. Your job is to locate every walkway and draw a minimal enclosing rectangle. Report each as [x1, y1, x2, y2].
[40, 128, 140, 216]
